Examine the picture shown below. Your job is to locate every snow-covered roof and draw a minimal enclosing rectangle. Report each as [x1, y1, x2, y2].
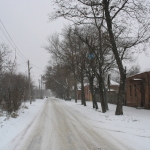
[77, 83, 89, 90]
[108, 89, 116, 91]
[84, 83, 89, 86]
[133, 78, 143, 81]
[127, 70, 150, 78]
[110, 80, 119, 85]
[76, 80, 119, 90]
[77, 83, 81, 90]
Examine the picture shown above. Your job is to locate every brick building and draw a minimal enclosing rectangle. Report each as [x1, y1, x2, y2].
[125, 71, 150, 109]
[106, 80, 119, 104]
[108, 80, 119, 94]
[84, 84, 92, 101]
[77, 83, 92, 101]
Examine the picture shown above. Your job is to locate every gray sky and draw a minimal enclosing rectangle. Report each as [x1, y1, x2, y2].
[0, 0, 67, 86]
[0, 0, 150, 86]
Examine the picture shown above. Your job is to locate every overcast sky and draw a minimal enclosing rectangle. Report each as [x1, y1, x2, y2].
[0, 0, 150, 86]
[0, 0, 68, 86]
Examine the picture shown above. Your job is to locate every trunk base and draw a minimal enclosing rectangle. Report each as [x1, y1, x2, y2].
[115, 105, 123, 115]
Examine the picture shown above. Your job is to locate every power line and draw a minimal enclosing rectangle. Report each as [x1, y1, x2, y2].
[0, 26, 27, 61]
[0, 19, 46, 75]
[30, 71, 42, 74]
[17, 62, 27, 66]
[0, 19, 28, 61]
[30, 63, 45, 71]
[0, 34, 6, 43]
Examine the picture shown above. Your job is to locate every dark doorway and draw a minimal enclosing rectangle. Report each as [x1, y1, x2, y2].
[140, 82, 145, 107]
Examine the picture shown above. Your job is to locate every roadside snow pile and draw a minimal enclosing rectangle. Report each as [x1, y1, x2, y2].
[0, 99, 46, 150]
[62, 99, 150, 150]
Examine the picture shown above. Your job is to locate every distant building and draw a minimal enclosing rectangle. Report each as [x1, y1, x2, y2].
[76, 80, 119, 102]
[108, 80, 119, 94]
[76, 83, 92, 101]
[107, 80, 119, 104]
[125, 71, 150, 109]
[84, 83, 92, 101]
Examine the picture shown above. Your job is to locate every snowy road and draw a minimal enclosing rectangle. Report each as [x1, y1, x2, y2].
[9, 98, 132, 150]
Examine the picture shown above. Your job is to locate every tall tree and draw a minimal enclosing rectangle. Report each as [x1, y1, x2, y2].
[45, 30, 87, 106]
[49, 0, 150, 115]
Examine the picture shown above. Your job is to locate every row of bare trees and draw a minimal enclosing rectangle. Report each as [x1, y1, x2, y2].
[44, 25, 121, 112]
[44, 65, 72, 99]
[44, 23, 148, 114]
[0, 44, 34, 114]
[46, 0, 150, 115]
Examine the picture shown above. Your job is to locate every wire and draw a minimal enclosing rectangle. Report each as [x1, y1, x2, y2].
[0, 31, 25, 64]
[30, 63, 45, 71]
[0, 35, 6, 43]
[17, 62, 27, 66]
[0, 20, 28, 61]
[0, 19, 46, 78]
[0, 26, 27, 61]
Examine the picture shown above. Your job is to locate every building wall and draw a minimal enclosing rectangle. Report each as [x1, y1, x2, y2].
[77, 82, 119, 102]
[109, 85, 119, 92]
[84, 85, 92, 101]
[126, 71, 150, 109]
[107, 94, 118, 104]
[77, 90, 81, 100]
[77, 85, 93, 101]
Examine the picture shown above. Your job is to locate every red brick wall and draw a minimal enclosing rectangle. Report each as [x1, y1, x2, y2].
[77, 86, 91, 101]
[77, 90, 81, 100]
[84, 85, 91, 101]
[126, 71, 150, 109]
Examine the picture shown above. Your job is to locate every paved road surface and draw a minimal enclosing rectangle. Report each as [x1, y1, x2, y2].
[10, 98, 131, 150]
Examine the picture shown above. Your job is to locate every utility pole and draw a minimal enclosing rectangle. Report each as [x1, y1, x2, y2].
[38, 79, 40, 98]
[28, 60, 32, 104]
[41, 75, 43, 99]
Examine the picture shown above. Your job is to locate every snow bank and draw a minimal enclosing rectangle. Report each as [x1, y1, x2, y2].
[0, 99, 46, 150]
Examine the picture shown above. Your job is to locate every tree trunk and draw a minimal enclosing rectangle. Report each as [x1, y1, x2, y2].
[81, 77, 86, 106]
[66, 86, 70, 100]
[7, 89, 11, 114]
[102, 79, 109, 110]
[103, 0, 126, 115]
[115, 75, 126, 115]
[89, 76, 98, 109]
[74, 79, 77, 103]
[98, 75, 106, 113]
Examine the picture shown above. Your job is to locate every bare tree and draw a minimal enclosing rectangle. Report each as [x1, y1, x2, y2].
[73, 25, 117, 112]
[45, 30, 87, 106]
[49, 0, 150, 115]
[0, 44, 35, 114]
[127, 65, 140, 77]
[44, 64, 73, 99]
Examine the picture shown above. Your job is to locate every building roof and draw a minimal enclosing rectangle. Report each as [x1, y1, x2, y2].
[133, 78, 143, 81]
[108, 89, 116, 91]
[127, 71, 150, 78]
[110, 80, 119, 85]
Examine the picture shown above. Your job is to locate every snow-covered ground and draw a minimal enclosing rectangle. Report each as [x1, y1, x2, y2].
[65, 100, 150, 150]
[0, 99, 46, 150]
[0, 98, 150, 150]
